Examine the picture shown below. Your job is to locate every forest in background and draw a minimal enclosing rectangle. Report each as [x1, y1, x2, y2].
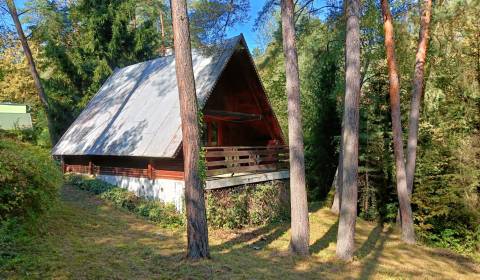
[0, 0, 479, 255]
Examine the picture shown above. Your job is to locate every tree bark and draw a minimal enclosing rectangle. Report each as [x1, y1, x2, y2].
[331, 124, 344, 215]
[280, 0, 310, 256]
[330, 166, 341, 214]
[381, 0, 415, 244]
[6, 0, 55, 144]
[160, 9, 166, 55]
[336, 0, 361, 261]
[406, 0, 432, 195]
[171, 0, 210, 259]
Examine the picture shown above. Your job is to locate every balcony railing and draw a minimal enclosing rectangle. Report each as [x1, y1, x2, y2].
[205, 146, 289, 176]
[62, 146, 289, 180]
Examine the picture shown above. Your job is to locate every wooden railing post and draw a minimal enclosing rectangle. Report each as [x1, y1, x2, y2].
[88, 161, 93, 175]
[148, 163, 153, 180]
[61, 157, 66, 174]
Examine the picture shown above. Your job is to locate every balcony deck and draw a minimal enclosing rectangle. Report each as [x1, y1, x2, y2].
[62, 145, 289, 189]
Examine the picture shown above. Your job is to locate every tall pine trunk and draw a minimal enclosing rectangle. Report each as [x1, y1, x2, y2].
[280, 0, 310, 256]
[381, 0, 416, 244]
[171, 0, 210, 259]
[336, 0, 361, 261]
[6, 0, 55, 144]
[406, 0, 432, 194]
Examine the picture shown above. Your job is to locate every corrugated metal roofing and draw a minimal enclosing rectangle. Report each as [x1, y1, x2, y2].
[52, 35, 243, 158]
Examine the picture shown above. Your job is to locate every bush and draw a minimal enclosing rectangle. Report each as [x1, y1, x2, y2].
[65, 174, 115, 194]
[100, 188, 140, 212]
[68, 175, 183, 228]
[136, 200, 183, 227]
[0, 138, 62, 220]
[206, 181, 289, 229]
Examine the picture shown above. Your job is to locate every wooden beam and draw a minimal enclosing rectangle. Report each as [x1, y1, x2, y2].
[205, 163, 286, 177]
[204, 109, 262, 121]
[205, 170, 289, 189]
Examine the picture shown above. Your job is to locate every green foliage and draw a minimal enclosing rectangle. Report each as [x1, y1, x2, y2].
[67, 175, 183, 228]
[206, 182, 289, 229]
[257, 18, 343, 200]
[189, 0, 250, 46]
[65, 174, 115, 195]
[30, 0, 162, 140]
[0, 138, 62, 220]
[100, 188, 140, 212]
[256, 0, 480, 254]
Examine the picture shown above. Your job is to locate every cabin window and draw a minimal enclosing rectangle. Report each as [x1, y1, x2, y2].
[201, 121, 219, 146]
[208, 122, 218, 146]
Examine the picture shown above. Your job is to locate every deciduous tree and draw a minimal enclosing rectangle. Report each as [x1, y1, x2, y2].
[5, 0, 55, 144]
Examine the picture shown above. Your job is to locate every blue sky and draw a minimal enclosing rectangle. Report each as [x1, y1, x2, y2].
[225, 0, 269, 50]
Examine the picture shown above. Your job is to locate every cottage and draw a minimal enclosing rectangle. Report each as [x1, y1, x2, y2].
[52, 35, 289, 210]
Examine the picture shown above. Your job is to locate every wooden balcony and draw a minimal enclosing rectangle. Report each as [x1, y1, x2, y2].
[205, 146, 288, 176]
[62, 146, 289, 187]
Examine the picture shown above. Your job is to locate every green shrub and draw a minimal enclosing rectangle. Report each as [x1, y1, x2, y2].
[68, 176, 183, 228]
[136, 200, 184, 227]
[65, 174, 115, 194]
[0, 138, 62, 220]
[100, 188, 140, 211]
[206, 181, 289, 229]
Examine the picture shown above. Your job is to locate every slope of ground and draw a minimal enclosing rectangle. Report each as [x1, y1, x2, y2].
[2, 185, 479, 279]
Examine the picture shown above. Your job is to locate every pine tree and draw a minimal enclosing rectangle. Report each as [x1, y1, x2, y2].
[406, 0, 432, 194]
[280, 0, 310, 256]
[336, 0, 361, 261]
[380, 0, 415, 244]
[171, 0, 210, 259]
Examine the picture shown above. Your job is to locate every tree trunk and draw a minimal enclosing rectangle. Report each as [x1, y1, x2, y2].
[280, 0, 310, 256]
[381, 0, 415, 244]
[330, 166, 341, 214]
[336, 0, 361, 261]
[331, 124, 344, 215]
[160, 9, 166, 55]
[171, 0, 210, 259]
[6, 0, 55, 144]
[406, 0, 432, 195]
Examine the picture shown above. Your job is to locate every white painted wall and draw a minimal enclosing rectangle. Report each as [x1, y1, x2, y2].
[97, 175, 185, 211]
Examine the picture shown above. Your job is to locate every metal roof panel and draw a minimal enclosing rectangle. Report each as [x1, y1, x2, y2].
[52, 35, 242, 158]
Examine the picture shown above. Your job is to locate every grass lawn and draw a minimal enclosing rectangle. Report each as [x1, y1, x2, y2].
[2, 185, 479, 279]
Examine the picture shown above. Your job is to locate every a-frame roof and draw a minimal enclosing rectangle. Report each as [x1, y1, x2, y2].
[52, 35, 279, 158]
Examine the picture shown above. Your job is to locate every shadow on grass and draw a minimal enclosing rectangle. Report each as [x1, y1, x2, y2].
[310, 220, 339, 254]
[357, 226, 392, 280]
[355, 224, 384, 259]
[214, 222, 290, 251]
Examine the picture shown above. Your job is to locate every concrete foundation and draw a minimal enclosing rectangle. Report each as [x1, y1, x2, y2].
[97, 175, 185, 211]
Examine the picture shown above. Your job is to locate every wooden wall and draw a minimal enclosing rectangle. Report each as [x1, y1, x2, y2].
[203, 48, 285, 147]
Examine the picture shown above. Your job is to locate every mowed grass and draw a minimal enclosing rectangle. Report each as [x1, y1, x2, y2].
[3, 185, 479, 279]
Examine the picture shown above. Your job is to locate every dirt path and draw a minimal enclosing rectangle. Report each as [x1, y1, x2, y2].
[4, 185, 479, 279]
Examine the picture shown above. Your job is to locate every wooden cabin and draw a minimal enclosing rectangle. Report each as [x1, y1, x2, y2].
[52, 35, 288, 210]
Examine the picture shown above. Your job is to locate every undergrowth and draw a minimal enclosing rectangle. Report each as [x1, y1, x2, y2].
[0, 137, 62, 274]
[206, 181, 290, 229]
